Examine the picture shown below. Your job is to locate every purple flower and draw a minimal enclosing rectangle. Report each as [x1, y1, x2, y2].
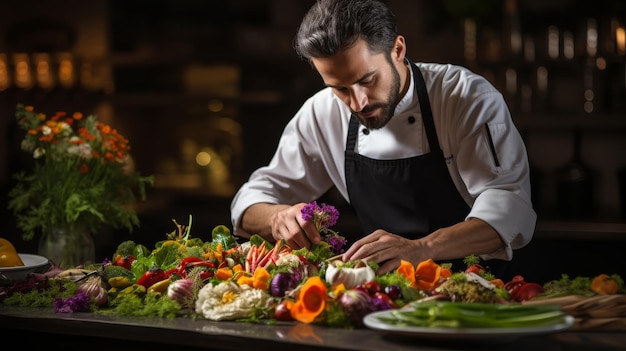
[326, 234, 347, 254]
[301, 201, 339, 230]
[53, 292, 92, 313]
[301, 201, 318, 222]
[301, 201, 347, 254]
[319, 203, 339, 228]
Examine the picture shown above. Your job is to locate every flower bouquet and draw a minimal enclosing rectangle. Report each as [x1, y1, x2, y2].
[7, 104, 153, 266]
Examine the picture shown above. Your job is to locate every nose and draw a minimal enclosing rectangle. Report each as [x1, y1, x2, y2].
[348, 86, 368, 112]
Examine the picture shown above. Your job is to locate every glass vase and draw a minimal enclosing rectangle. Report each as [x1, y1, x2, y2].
[38, 226, 96, 268]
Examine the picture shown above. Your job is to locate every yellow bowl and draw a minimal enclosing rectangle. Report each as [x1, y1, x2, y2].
[0, 254, 49, 281]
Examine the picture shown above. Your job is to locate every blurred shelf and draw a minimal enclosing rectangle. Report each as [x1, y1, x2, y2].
[514, 113, 626, 131]
[534, 220, 626, 240]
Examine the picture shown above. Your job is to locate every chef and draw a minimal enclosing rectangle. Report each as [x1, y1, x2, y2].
[230, 0, 536, 276]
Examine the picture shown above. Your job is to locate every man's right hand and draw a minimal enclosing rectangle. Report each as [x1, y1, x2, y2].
[242, 203, 321, 249]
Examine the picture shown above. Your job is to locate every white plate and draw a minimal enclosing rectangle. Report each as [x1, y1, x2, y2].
[363, 308, 575, 342]
[0, 254, 49, 280]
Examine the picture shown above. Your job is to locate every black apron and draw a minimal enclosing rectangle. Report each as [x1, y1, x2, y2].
[344, 61, 506, 275]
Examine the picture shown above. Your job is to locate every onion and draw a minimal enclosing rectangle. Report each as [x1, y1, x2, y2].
[167, 278, 195, 307]
[269, 272, 299, 297]
[325, 260, 375, 289]
[77, 275, 108, 306]
[339, 288, 373, 327]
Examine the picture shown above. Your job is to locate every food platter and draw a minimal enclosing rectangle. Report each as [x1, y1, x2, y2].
[0, 254, 49, 280]
[363, 309, 575, 342]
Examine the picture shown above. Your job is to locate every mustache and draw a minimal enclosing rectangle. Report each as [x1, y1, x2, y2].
[352, 103, 385, 115]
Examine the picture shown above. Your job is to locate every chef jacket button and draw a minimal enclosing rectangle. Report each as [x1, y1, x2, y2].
[408, 116, 416, 124]
[362, 128, 369, 135]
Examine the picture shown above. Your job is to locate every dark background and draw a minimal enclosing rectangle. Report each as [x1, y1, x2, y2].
[1, 0, 625, 284]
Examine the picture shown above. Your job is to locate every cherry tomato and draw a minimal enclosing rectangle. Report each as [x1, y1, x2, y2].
[361, 281, 381, 295]
[384, 285, 402, 300]
[274, 300, 293, 321]
[465, 264, 484, 275]
[372, 292, 398, 309]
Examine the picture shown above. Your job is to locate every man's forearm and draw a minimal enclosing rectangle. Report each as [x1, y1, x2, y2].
[240, 203, 290, 242]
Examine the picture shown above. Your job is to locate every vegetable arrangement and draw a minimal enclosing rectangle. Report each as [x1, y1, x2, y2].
[1, 204, 625, 330]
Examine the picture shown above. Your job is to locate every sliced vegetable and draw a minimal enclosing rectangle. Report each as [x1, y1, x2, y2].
[381, 301, 567, 328]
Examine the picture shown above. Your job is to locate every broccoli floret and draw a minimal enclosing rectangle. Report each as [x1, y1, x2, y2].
[115, 240, 137, 257]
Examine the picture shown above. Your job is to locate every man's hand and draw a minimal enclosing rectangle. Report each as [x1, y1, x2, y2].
[341, 218, 504, 275]
[342, 230, 423, 275]
[269, 203, 321, 249]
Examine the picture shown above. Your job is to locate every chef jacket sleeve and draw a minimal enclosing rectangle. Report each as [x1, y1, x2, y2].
[434, 67, 537, 261]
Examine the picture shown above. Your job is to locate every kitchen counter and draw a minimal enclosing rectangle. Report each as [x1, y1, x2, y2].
[1, 305, 625, 351]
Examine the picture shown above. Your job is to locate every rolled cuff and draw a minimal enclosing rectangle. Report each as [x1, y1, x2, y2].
[466, 188, 537, 261]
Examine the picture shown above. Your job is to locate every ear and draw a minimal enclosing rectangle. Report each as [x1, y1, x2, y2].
[391, 35, 407, 63]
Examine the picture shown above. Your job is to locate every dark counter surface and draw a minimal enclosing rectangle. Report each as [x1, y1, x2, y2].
[1, 305, 625, 351]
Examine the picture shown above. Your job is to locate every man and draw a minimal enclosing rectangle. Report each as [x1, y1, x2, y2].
[230, 0, 536, 276]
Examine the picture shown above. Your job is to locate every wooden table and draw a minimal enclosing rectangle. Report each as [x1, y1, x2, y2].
[1, 305, 624, 351]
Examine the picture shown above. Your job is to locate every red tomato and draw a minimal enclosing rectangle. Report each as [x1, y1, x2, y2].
[362, 281, 382, 295]
[274, 300, 293, 321]
[465, 264, 485, 275]
[113, 254, 135, 270]
[511, 283, 544, 302]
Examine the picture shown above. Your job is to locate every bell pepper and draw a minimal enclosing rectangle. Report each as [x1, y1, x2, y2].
[136, 266, 166, 289]
[176, 256, 215, 278]
[112, 254, 136, 270]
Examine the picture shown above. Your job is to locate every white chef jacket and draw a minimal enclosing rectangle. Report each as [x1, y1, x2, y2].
[230, 62, 537, 261]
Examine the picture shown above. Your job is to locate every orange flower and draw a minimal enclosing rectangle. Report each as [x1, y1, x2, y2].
[413, 258, 442, 290]
[396, 259, 443, 290]
[290, 276, 327, 324]
[396, 260, 415, 284]
[591, 274, 619, 295]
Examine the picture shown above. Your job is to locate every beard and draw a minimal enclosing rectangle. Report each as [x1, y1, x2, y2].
[354, 63, 401, 130]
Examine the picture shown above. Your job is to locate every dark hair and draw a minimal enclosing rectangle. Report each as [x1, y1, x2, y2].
[294, 0, 398, 61]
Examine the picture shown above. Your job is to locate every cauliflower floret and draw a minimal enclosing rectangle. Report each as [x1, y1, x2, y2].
[275, 252, 301, 268]
[195, 281, 272, 320]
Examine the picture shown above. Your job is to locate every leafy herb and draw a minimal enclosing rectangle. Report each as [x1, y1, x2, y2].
[3, 279, 78, 307]
[103, 293, 182, 318]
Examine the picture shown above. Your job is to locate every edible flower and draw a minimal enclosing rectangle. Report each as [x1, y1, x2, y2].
[397, 258, 443, 290]
[53, 292, 92, 313]
[290, 276, 327, 324]
[301, 202, 346, 254]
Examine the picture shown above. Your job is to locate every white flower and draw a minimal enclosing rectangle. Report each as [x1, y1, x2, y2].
[41, 125, 52, 136]
[195, 281, 271, 321]
[33, 147, 46, 159]
[67, 142, 93, 160]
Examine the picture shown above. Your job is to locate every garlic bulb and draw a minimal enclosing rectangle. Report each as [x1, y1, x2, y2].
[77, 275, 108, 306]
[325, 260, 375, 289]
[167, 278, 195, 307]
